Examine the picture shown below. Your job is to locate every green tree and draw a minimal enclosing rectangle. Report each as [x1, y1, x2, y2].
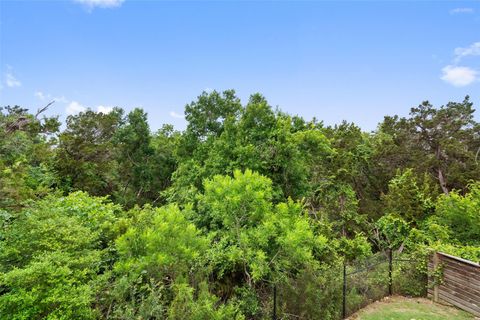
[166, 90, 242, 204]
[102, 204, 209, 319]
[0, 105, 60, 211]
[198, 170, 332, 294]
[0, 192, 122, 319]
[324, 122, 377, 217]
[151, 124, 179, 194]
[184, 90, 242, 143]
[114, 109, 155, 207]
[381, 169, 437, 225]
[409, 97, 479, 194]
[373, 214, 410, 250]
[376, 97, 480, 195]
[55, 109, 124, 196]
[433, 182, 480, 245]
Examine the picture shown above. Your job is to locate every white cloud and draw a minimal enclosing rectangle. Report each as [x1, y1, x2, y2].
[450, 8, 474, 14]
[454, 42, 480, 63]
[169, 111, 185, 119]
[97, 105, 113, 114]
[441, 65, 478, 87]
[441, 41, 480, 86]
[73, 0, 124, 9]
[5, 72, 21, 88]
[66, 101, 87, 115]
[34, 89, 114, 116]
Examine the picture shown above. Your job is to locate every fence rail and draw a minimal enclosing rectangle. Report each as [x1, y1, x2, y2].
[428, 251, 480, 317]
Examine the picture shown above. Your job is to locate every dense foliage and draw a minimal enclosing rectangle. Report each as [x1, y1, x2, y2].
[0, 92, 479, 319]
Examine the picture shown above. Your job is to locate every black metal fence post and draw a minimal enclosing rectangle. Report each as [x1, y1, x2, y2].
[388, 249, 393, 296]
[272, 284, 277, 320]
[342, 263, 347, 319]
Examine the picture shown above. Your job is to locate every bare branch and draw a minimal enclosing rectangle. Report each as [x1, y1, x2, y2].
[35, 100, 55, 120]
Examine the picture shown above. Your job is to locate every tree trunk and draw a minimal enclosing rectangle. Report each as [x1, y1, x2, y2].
[435, 145, 449, 195]
[438, 168, 449, 195]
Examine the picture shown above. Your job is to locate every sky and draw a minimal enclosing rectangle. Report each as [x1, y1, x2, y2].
[1, 0, 480, 132]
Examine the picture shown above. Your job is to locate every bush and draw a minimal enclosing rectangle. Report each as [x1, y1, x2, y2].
[0, 192, 120, 319]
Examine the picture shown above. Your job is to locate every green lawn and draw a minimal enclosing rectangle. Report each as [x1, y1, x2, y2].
[349, 296, 475, 320]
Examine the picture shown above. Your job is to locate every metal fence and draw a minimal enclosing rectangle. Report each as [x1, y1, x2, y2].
[271, 250, 427, 320]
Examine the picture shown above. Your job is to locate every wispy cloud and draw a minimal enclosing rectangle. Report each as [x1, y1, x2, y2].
[55, 96, 69, 103]
[441, 65, 478, 87]
[34, 91, 47, 101]
[66, 101, 87, 115]
[169, 111, 185, 119]
[35, 91, 68, 103]
[450, 8, 474, 15]
[454, 42, 480, 63]
[73, 0, 124, 10]
[5, 67, 21, 88]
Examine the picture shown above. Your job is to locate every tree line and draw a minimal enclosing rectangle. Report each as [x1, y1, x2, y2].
[0, 90, 479, 319]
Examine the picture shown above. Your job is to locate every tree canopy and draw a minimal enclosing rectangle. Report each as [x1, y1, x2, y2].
[1, 91, 479, 319]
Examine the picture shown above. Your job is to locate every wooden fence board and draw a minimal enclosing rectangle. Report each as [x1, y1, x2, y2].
[438, 292, 480, 316]
[440, 262, 480, 281]
[442, 272, 480, 293]
[429, 252, 480, 317]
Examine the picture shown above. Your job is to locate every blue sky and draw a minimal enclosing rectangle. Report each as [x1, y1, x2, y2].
[1, 0, 479, 132]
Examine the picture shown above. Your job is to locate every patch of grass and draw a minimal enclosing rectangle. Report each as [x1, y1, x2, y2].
[349, 296, 475, 320]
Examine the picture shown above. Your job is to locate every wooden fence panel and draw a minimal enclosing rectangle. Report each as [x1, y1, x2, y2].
[428, 252, 480, 317]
